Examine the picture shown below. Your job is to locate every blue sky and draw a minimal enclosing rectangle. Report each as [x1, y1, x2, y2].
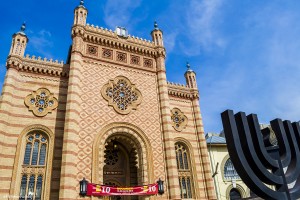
[1, 0, 300, 133]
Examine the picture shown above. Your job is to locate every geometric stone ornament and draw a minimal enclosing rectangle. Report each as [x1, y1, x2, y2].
[221, 109, 300, 200]
[101, 76, 142, 115]
[171, 108, 188, 131]
[24, 88, 58, 117]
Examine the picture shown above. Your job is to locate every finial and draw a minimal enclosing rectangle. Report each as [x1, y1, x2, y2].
[186, 62, 190, 69]
[80, 0, 84, 5]
[20, 22, 26, 32]
[154, 21, 158, 30]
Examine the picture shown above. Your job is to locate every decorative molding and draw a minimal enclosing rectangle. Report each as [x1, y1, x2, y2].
[130, 55, 140, 65]
[24, 88, 58, 117]
[143, 58, 153, 68]
[101, 76, 142, 115]
[6, 55, 69, 78]
[71, 25, 161, 58]
[87, 44, 98, 56]
[116, 51, 127, 63]
[171, 108, 188, 132]
[168, 82, 199, 100]
[102, 48, 113, 59]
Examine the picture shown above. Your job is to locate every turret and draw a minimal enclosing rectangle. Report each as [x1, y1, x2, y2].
[151, 21, 164, 46]
[9, 22, 28, 57]
[184, 62, 197, 88]
[73, 0, 88, 26]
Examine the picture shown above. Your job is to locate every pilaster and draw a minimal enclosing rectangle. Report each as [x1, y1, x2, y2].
[59, 37, 83, 199]
[156, 54, 181, 199]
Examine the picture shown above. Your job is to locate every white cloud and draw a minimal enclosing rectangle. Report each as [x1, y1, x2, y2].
[103, 0, 142, 29]
[180, 0, 226, 55]
[29, 29, 53, 58]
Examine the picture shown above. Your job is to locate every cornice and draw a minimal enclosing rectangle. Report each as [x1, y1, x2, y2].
[167, 82, 199, 100]
[72, 24, 166, 58]
[6, 55, 69, 78]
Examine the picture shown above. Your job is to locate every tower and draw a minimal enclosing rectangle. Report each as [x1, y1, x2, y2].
[151, 21, 164, 46]
[184, 62, 197, 88]
[73, 0, 88, 26]
[9, 22, 28, 57]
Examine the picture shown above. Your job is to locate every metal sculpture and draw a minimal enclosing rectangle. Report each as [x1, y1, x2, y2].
[221, 110, 300, 200]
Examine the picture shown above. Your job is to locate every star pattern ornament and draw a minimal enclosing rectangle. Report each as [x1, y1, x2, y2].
[24, 88, 58, 117]
[101, 76, 142, 115]
[171, 108, 188, 131]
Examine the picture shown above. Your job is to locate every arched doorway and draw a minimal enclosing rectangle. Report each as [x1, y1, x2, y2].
[92, 123, 154, 200]
[229, 188, 242, 200]
[103, 139, 138, 200]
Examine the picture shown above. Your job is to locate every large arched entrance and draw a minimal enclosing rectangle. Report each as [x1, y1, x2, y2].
[103, 137, 138, 200]
[92, 123, 153, 200]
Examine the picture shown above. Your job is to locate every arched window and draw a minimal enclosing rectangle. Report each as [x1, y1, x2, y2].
[224, 159, 240, 180]
[175, 143, 193, 199]
[230, 188, 242, 200]
[19, 132, 48, 200]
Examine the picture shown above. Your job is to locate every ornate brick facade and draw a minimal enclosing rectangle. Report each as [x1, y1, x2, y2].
[0, 2, 216, 200]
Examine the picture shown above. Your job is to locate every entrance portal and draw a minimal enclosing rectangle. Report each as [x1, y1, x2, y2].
[103, 139, 138, 200]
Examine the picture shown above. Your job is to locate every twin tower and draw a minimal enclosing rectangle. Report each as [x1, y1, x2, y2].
[1, 1, 216, 199]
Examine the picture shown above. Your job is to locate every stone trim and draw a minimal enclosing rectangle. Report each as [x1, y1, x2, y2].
[9, 125, 55, 200]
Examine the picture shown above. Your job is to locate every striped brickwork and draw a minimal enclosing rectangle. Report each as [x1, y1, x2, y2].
[156, 55, 181, 200]
[0, 8, 216, 199]
[0, 61, 68, 200]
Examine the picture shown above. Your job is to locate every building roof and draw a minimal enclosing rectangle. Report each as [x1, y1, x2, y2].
[206, 133, 226, 144]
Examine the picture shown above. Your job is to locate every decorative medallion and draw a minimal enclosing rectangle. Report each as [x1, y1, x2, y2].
[87, 45, 98, 56]
[24, 88, 58, 117]
[102, 48, 113, 59]
[116, 52, 127, 63]
[101, 76, 142, 115]
[143, 58, 153, 68]
[171, 108, 188, 131]
[130, 55, 140, 65]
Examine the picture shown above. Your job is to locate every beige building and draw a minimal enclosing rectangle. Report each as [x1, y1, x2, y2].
[206, 133, 258, 200]
[0, 1, 216, 200]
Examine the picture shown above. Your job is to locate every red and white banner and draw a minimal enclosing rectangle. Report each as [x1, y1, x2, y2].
[87, 183, 158, 196]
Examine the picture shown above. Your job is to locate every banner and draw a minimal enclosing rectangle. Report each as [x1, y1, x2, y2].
[87, 183, 158, 196]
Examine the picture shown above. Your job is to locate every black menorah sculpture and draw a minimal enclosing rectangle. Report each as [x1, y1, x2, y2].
[221, 110, 300, 200]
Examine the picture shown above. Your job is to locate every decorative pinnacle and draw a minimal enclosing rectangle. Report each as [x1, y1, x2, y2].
[154, 21, 159, 30]
[80, 0, 84, 5]
[20, 22, 26, 32]
[186, 62, 190, 69]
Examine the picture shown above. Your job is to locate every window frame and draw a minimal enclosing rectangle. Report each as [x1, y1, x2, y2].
[10, 125, 54, 200]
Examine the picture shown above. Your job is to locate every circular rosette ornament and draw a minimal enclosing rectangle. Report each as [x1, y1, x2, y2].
[24, 88, 58, 117]
[101, 76, 142, 115]
[171, 108, 188, 131]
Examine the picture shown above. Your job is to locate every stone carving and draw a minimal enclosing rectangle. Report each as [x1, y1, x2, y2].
[24, 88, 58, 117]
[102, 48, 113, 59]
[87, 45, 98, 56]
[171, 108, 188, 131]
[130, 55, 140, 65]
[116, 51, 127, 63]
[101, 76, 142, 115]
[143, 58, 153, 68]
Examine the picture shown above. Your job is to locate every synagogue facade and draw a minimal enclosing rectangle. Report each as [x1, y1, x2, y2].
[0, 1, 216, 199]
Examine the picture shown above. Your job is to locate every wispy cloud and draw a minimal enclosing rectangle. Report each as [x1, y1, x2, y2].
[179, 0, 225, 56]
[103, 0, 142, 30]
[200, 1, 300, 132]
[28, 29, 53, 58]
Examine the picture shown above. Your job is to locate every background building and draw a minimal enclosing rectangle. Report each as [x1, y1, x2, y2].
[206, 133, 250, 199]
[0, 1, 216, 200]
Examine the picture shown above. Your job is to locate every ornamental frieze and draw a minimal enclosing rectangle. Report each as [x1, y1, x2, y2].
[24, 88, 58, 117]
[171, 108, 188, 131]
[101, 76, 142, 115]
